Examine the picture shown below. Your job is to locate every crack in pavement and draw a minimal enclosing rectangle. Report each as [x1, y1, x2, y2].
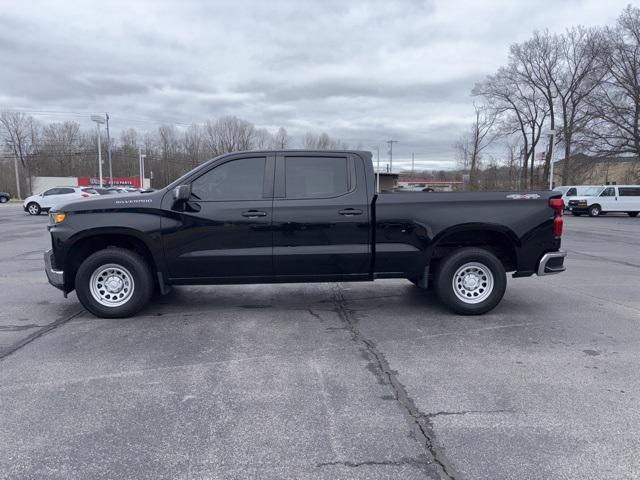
[0, 309, 84, 361]
[0, 324, 44, 332]
[422, 409, 512, 420]
[317, 456, 432, 469]
[329, 283, 461, 480]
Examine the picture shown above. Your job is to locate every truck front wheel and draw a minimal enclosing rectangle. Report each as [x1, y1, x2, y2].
[434, 248, 506, 315]
[75, 248, 154, 318]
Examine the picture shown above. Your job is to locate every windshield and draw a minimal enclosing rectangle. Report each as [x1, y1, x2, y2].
[582, 187, 603, 196]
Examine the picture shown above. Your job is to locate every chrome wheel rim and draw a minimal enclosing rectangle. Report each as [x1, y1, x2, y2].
[89, 263, 135, 307]
[452, 262, 494, 304]
[28, 204, 38, 214]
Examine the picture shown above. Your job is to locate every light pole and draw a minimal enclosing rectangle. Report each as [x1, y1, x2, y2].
[138, 147, 146, 188]
[546, 130, 556, 190]
[386, 140, 398, 173]
[371, 145, 380, 193]
[105, 113, 113, 186]
[91, 115, 106, 187]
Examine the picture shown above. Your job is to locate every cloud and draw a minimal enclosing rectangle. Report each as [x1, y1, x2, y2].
[0, 0, 631, 168]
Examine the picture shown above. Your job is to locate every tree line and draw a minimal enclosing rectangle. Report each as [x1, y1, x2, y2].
[0, 112, 350, 196]
[2, 6, 639, 196]
[456, 5, 640, 190]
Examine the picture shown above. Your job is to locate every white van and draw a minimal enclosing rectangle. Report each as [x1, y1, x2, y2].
[567, 185, 640, 217]
[555, 185, 597, 210]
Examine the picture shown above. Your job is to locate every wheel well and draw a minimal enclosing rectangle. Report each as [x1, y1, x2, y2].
[65, 234, 158, 290]
[430, 230, 517, 272]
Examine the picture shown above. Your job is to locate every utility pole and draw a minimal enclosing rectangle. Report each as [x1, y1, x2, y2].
[105, 113, 113, 186]
[371, 145, 380, 193]
[91, 115, 105, 187]
[411, 152, 415, 174]
[11, 147, 21, 200]
[138, 147, 146, 188]
[386, 140, 398, 173]
[6, 141, 21, 200]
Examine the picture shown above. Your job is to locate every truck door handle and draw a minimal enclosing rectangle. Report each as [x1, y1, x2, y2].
[339, 208, 363, 216]
[242, 210, 267, 218]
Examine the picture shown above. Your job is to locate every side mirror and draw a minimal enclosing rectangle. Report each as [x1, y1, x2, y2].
[173, 185, 191, 202]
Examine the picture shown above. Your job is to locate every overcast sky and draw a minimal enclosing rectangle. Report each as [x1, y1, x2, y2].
[0, 0, 632, 170]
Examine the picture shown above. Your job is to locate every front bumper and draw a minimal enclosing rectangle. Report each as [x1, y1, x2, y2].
[44, 249, 65, 290]
[537, 250, 566, 276]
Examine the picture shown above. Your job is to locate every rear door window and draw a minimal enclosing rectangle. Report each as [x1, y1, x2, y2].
[58, 188, 75, 195]
[619, 187, 640, 196]
[285, 156, 351, 199]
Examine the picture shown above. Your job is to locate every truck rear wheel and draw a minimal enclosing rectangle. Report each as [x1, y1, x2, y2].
[434, 248, 506, 315]
[75, 247, 154, 318]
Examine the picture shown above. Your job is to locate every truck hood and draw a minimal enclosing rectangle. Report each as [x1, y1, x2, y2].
[53, 190, 164, 212]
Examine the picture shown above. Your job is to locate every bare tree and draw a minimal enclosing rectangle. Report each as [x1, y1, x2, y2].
[553, 27, 607, 184]
[0, 111, 38, 193]
[40, 121, 82, 176]
[204, 116, 256, 155]
[271, 127, 290, 149]
[303, 132, 347, 149]
[510, 31, 560, 183]
[474, 68, 548, 188]
[509, 28, 605, 184]
[586, 6, 640, 163]
[253, 128, 273, 150]
[453, 104, 496, 190]
[183, 124, 206, 168]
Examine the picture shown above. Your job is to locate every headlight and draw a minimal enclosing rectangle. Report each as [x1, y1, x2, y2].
[50, 212, 66, 224]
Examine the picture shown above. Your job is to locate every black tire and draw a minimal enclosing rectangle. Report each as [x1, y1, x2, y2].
[26, 202, 41, 215]
[0, 196, 8, 203]
[434, 248, 507, 315]
[627, 212, 639, 217]
[572, 212, 583, 217]
[75, 248, 154, 318]
[588, 204, 601, 217]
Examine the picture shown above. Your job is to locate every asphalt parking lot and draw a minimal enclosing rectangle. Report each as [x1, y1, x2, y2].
[0, 202, 639, 480]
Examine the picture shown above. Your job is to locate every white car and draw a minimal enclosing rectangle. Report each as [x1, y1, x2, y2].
[567, 185, 640, 217]
[555, 185, 597, 210]
[23, 187, 97, 215]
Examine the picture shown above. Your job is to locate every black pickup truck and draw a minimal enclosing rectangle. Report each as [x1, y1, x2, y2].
[44, 150, 566, 318]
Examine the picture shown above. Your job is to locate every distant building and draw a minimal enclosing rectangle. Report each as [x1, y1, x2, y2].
[552, 154, 639, 186]
[377, 172, 399, 191]
[31, 176, 151, 193]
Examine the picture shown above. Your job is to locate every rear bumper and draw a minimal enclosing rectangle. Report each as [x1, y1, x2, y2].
[537, 250, 566, 276]
[44, 249, 65, 290]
